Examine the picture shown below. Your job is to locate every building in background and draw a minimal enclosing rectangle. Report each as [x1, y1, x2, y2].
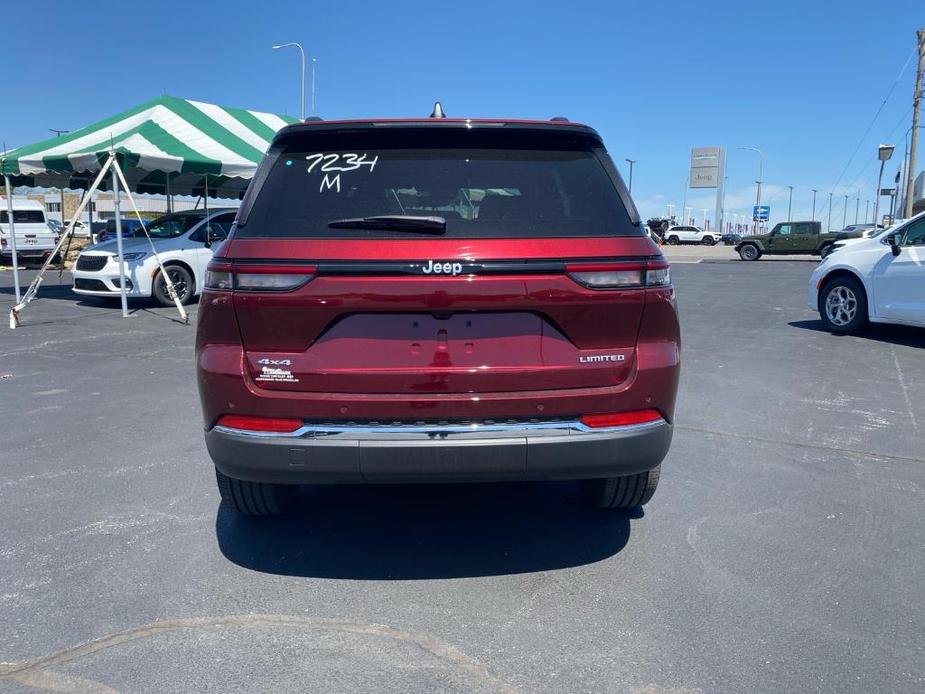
[20, 189, 239, 226]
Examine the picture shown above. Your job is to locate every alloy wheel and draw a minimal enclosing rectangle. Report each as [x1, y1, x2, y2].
[167, 269, 189, 300]
[825, 286, 857, 327]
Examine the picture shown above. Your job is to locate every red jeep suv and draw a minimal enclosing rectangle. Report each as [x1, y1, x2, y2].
[196, 113, 680, 516]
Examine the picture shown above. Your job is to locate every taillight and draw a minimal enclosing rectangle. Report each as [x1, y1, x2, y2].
[645, 259, 671, 287]
[566, 259, 670, 289]
[205, 261, 316, 292]
[215, 415, 302, 432]
[204, 261, 233, 290]
[579, 409, 664, 428]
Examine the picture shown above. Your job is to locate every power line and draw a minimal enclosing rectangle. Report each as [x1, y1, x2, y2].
[828, 48, 916, 195]
[845, 105, 914, 193]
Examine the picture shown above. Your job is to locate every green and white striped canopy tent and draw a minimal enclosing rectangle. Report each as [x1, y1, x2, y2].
[0, 95, 299, 198]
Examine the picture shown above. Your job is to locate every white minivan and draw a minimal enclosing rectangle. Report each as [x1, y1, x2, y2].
[809, 211, 925, 333]
[0, 198, 57, 262]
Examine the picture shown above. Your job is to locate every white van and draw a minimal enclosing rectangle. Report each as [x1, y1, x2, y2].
[0, 198, 57, 261]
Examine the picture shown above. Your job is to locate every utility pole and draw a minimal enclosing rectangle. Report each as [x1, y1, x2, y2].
[787, 185, 793, 221]
[903, 28, 925, 218]
[811, 189, 818, 221]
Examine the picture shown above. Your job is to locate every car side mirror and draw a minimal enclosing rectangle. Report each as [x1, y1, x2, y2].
[888, 233, 901, 256]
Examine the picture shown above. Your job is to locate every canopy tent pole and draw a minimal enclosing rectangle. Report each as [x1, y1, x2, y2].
[3, 175, 21, 303]
[111, 158, 188, 323]
[165, 172, 172, 213]
[111, 164, 129, 317]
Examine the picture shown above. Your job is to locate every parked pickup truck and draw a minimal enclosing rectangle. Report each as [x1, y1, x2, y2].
[734, 221, 862, 261]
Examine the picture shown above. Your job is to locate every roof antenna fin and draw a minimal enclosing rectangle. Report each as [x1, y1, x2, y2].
[430, 102, 446, 118]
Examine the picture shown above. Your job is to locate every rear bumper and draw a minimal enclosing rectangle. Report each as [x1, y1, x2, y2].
[205, 419, 673, 484]
[1, 248, 54, 259]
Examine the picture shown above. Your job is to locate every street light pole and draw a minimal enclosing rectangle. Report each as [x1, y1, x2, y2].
[842, 195, 848, 229]
[625, 159, 637, 193]
[827, 192, 833, 231]
[854, 190, 860, 224]
[787, 185, 793, 221]
[873, 143, 896, 228]
[311, 58, 317, 115]
[272, 42, 306, 120]
[811, 189, 818, 221]
[738, 146, 763, 231]
[865, 199, 870, 223]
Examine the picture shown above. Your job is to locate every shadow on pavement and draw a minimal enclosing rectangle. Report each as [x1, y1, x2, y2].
[216, 482, 635, 579]
[789, 319, 925, 348]
[0, 280, 198, 316]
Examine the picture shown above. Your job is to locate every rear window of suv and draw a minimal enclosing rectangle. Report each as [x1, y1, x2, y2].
[0, 210, 46, 224]
[236, 127, 638, 239]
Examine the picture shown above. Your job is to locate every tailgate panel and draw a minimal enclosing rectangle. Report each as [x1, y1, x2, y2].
[244, 312, 635, 394]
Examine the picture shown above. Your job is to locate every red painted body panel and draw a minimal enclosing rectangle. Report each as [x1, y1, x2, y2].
[222, 236, 658, 261]
[196, 276, 680, 426]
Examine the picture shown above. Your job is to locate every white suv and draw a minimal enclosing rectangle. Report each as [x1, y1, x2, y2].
[663, 225, 719, 246]
[809, 211, 925, 333]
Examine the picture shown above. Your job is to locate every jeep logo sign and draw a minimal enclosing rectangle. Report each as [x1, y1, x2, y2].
[422, 260, 463, 276]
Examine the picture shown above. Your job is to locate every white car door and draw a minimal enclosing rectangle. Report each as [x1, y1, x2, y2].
[192, 212, 237, 287]
[871, 216, 925, 326]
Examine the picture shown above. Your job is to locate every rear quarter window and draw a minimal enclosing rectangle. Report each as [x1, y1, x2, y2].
[236, 128, 639, 239]
[0, 210, 46, 224]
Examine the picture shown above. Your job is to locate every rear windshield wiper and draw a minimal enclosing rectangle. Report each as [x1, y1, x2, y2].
[327, 215, 446, 234]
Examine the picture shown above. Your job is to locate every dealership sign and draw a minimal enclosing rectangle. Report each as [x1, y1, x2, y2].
[690, 147, 725, 189]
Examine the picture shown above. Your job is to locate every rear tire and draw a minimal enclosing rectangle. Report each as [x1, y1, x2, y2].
[215, 468, 298, 516]
[738, 244, 760, 261]
[581, 466, 660, 509]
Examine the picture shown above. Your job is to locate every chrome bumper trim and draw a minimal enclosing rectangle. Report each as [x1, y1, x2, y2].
[211, 418, 666, 440]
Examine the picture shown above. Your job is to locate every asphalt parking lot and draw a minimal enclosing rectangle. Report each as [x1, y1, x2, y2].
[1, 262, 923, 693]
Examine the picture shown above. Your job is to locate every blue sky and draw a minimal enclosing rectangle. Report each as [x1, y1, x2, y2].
[3, 0, 922, 228]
